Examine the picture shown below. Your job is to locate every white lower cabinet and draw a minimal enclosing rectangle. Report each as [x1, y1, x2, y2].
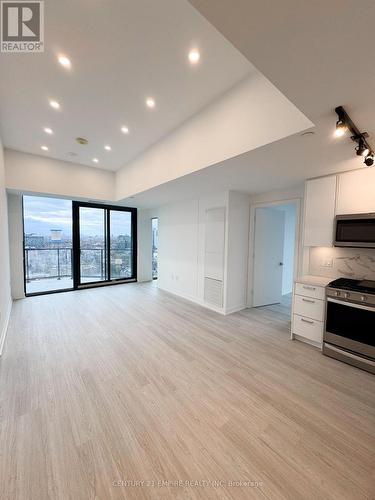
[292, 279, 327, 347]
[292, 315, 323, 344]
[293, 295, 325, 321]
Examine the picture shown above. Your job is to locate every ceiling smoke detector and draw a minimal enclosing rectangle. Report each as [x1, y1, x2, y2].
[76, 137, 88, 145]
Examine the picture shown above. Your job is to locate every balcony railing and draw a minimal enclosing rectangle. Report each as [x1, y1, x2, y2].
[25, 247, 74, 281]
[152, 250, 158, 279]
[25, 247, 133, 282]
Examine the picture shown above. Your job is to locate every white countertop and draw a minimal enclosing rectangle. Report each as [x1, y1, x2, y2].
[295, 275, 332, 287]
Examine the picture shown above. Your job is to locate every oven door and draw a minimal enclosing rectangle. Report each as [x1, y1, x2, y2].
[325, 298, 375, 358]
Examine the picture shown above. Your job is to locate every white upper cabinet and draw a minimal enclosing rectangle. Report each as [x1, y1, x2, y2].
[336, 168, 375, 215]
[303, 176, 337, 247]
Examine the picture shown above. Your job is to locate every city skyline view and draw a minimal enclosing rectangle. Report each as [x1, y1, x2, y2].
[23, 196, 132, 239]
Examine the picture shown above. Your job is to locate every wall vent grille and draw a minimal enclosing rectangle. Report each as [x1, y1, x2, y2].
[204, 277, 223, 308]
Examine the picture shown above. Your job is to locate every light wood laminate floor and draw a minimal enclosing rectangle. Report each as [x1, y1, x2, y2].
[0, 282, 374, 500]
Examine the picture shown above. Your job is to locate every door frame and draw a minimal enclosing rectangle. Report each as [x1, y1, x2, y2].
[247, 198, 302, 308]
[72, 201, 137, 289]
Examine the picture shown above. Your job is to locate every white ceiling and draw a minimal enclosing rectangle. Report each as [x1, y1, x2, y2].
[0, 0, 252, 171]
[121, 116, 361, 209]
[123, 0, 375, 207]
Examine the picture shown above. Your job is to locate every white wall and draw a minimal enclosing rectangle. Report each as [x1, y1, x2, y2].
[0, 137, 12, 355]
[157, 191, 249, 314]
[5, 149, 115, 202]
[158, 198, 200, 302]
[158, 192, 229, 306]
[7, 193, 25, 299]
[225, 191, 250, 312]
[116, 74, 312, 200]
[279, 204, 296, 295]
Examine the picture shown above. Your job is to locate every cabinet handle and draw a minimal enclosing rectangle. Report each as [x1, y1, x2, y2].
[303, 285, 316, 291]
[302, 298, 315, 304]
[301, 318, 314, 324]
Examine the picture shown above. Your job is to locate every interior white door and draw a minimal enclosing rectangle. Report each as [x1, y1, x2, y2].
[253, 207, 285, 307]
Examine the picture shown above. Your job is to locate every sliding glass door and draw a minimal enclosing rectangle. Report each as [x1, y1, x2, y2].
[73, 202, 137, 288]
[110, 210, 133, 280]
[79, 206, 108, 284]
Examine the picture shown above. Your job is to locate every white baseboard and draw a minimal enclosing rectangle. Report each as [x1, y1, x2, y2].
[224, 304, 247, 315]
[158, 286, 246, 316]
[158, 285, 208, 309]
[0, 298, 12, 357]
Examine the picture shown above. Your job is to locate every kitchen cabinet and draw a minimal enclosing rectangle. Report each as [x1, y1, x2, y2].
[291, 276, 330, 347]
[336, 168, 375, 215]
[303, 176, 337, 247]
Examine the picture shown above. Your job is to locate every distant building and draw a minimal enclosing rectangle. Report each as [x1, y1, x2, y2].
[25, 234, 45, 248]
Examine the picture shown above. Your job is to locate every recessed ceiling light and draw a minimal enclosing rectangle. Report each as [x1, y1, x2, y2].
[44, 127, 53, 134]
[146, 98, 155, 109]
[188, 49, 200, 64]
[58, 55, 71, 69]
[92, 158, 99, 163]
[41, 145, 48, 151]
[49, 100, 60, 110]
[104, 145, 111, 151]
[121, 126, 129, 134]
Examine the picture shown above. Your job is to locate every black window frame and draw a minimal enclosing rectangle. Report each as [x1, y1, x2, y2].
[22, 196, 137, 297]
[151, 217, 158, 280]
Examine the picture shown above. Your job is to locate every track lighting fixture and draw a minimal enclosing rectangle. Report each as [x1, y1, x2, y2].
[335, 106, 374, 167]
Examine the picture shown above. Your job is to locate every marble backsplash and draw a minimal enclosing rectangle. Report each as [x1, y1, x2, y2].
[309, 247, 375, 281]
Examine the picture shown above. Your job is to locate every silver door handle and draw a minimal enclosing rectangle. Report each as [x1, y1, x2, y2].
[301, 318, 314, 324]
[303, 285, 316, 291]
[302, 298, 315, 303]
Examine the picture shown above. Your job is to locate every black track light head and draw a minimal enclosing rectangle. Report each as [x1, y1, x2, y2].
[334, 119, 347, 137]
[355, 137, 370, 157]
[364, 152, 374, 167]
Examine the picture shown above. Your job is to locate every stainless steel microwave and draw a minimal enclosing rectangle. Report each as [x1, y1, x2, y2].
[334, 213, 375, 248]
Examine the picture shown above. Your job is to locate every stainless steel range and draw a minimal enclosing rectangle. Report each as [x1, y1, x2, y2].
[323, 278, 375, 374]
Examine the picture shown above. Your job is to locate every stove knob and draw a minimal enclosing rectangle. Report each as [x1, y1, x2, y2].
[335, 291, 340, 297]
[361, 295, 367, 302]
[344, 292, 350, 299]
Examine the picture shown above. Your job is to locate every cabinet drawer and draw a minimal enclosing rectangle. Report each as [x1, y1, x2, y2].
[294, 294, 325, 321]
[292, 314, 323, 343]
[295, 282, 325, 300]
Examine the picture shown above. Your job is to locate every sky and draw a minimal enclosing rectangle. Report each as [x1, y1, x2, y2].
[23, 196, 131, 238]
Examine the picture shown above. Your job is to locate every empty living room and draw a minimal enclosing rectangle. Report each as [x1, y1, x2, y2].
[0, 1, 374, 499]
